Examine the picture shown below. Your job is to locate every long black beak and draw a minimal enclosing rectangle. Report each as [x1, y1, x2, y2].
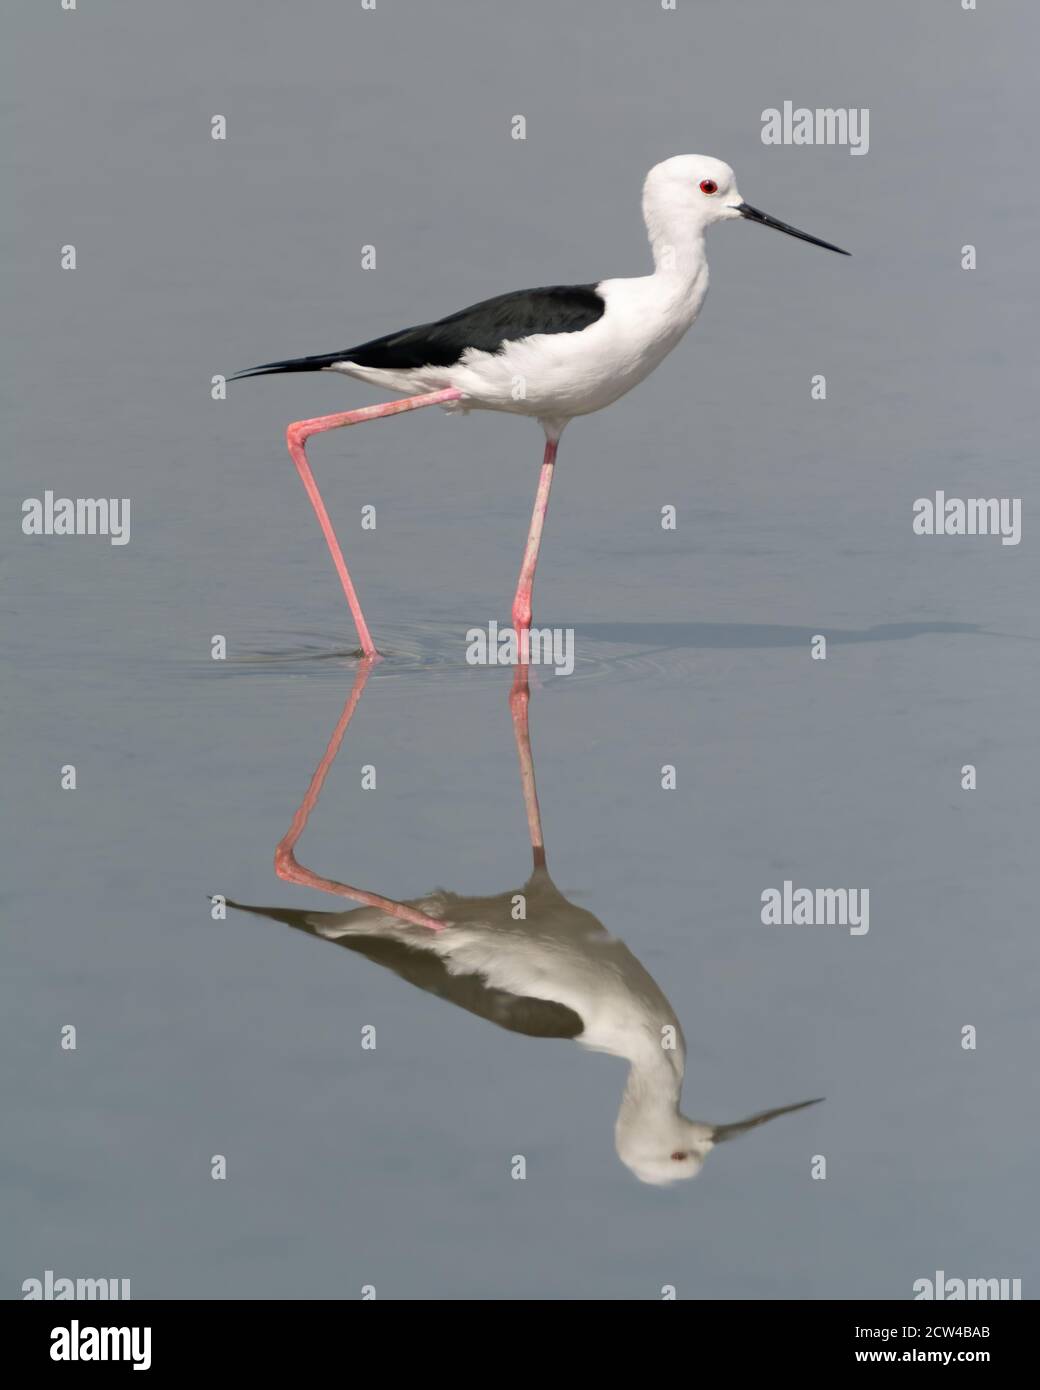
[737, 202, 850, 256]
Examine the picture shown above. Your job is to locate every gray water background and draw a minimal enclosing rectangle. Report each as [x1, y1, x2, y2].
[3, 0, 1038, 1299]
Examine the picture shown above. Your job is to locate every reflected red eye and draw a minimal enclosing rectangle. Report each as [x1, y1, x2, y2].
[699, 179, 718, 195]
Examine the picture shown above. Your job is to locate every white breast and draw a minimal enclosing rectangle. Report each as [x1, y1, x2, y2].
[459, 272, 709, 418]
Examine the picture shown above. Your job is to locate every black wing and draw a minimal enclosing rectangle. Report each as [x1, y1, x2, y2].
[231, 283, 606, 380]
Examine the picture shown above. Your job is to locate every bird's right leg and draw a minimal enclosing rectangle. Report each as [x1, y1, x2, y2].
[509, 667, 547, 871]
[511, 435, 559, 643]
[274, 656, 446, 931]
[286, 387, 464, 657]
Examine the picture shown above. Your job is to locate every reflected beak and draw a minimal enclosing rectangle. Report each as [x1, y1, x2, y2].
[712, 1096, 824, 1143]
[737, 202, 850, 256]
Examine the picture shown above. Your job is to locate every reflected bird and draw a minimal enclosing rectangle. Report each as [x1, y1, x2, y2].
[231, 156, 848, 656]
[229, 666, 821, 1185]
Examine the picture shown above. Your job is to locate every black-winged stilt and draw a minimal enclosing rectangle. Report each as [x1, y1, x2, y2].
[229, 662, 822, 1185]
[233, 155, 848, 657]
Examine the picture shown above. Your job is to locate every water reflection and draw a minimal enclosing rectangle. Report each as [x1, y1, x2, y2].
[230, 664, 820, 1186]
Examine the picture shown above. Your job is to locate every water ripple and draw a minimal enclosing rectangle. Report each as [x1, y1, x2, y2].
[185, 616, 986, 690]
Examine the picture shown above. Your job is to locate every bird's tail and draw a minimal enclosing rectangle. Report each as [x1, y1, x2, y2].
[223, 897, 344, 935]
[229, 351, 350, 381]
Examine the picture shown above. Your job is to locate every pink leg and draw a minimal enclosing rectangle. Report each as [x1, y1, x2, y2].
[509, 667, 547, 871]
[286, 387, 464, 657]
[275, 656, 446, 931]
[511, 436, 559, 643]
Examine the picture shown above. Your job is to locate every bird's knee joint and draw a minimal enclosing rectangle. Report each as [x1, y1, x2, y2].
[274, 846, 299, 881]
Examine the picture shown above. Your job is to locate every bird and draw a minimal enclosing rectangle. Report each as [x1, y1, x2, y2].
[232, 154, 849, 658]
[227, 661, 822, 1186]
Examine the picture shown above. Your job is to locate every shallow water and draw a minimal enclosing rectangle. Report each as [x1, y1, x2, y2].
[5, 1, 1039, 1299]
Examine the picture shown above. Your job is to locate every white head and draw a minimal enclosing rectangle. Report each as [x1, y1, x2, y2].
[643, 154, 849, 265]
[616, 1111, 718, 1187]
[616, 1094, 824, 1187]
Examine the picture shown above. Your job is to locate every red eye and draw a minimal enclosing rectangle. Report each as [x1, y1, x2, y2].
[699, 179, 718, 195]
[670, 1151, 688, 1161]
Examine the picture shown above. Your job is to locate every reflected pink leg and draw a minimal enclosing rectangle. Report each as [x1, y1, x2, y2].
[509, 667, 546, 871]
[275, 657, 446, 931]
[286, 387, 464, 658]
[511, 436, 558, 645]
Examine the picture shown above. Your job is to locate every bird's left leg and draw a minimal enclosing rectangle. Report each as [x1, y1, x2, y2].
[274, 656, 446, 931]
[511, 435, 559, 642]
[286, 387, 464, 657]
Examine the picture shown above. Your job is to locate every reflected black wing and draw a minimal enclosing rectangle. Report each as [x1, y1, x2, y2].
[226, 900, 584, 1041]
